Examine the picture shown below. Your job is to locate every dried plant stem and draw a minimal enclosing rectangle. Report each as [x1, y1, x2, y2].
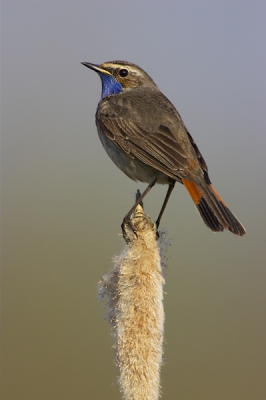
[99, 202, 168, 400]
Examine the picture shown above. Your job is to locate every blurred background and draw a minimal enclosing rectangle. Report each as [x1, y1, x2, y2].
[2, 1, 266, 399]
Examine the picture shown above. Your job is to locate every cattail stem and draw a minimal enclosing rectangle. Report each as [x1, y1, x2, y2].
[99, 198, 168, 400]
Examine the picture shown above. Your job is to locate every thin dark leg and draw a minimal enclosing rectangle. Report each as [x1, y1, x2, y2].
[122, 178, 157, 239]
[156, 180, 176, 229]
[135, 189, 143, 208]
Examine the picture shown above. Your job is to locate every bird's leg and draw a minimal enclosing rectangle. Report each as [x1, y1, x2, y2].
[155, 180, 175, 230]
[122, 178, 157, 241]
[134, 189, 144, 208]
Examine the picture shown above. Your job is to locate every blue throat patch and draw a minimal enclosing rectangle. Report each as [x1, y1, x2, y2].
[99, 73, 123, 99]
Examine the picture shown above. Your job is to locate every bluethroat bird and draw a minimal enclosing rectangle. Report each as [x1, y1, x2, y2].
[81, 60, 246, 237]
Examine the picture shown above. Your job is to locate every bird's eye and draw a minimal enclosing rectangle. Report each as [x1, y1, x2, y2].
[119, 69, 128, 77]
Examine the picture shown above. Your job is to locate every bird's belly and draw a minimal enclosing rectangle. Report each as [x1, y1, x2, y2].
[97, 127, 169, 184]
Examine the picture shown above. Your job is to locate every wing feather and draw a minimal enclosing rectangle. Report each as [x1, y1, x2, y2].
[97, 90, 210, 182]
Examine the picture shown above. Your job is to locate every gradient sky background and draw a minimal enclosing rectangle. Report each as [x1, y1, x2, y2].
[2, 1, 266, 399]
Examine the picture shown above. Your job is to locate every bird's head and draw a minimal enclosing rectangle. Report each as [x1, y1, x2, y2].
[81, 60, 158, 99]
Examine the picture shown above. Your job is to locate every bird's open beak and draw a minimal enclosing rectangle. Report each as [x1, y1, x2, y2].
[81, 62, 111, 76]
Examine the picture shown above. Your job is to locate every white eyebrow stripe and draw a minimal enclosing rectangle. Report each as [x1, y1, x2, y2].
[101, 63, 142, 77]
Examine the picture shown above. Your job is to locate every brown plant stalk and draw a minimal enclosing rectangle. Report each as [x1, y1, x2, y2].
[99, 199, 169, 400]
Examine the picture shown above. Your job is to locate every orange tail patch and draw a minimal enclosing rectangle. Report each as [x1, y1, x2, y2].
[182, 178, 224, 232]
[182, 179, 203, 204]
[210, 184, 228, 207]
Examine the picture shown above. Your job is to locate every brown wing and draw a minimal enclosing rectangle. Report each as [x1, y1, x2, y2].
[97, 90, 210, 183]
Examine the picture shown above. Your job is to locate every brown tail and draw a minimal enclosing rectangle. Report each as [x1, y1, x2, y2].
[182, 179, 246, 236]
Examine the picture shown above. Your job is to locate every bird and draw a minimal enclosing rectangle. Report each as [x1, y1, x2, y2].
[81, 60, 246, 237]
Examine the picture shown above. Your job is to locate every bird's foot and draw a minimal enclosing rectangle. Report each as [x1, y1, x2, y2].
[121, 216, 138, 244]
[155, 219, 160, 240]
